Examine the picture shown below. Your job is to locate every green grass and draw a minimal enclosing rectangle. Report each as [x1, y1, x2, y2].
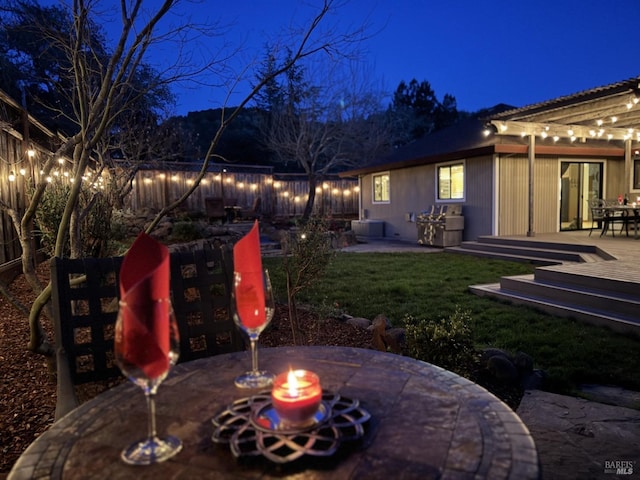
[264, 252, 640, 396]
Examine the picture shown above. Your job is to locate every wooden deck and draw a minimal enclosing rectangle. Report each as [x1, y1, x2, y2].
[458, 230, 640, 335]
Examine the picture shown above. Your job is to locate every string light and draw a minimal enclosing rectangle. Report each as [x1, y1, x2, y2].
[8, 171, 15, 182]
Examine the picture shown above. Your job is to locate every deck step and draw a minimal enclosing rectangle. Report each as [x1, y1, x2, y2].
[462, 236, 639, 335]
[498, 274, 640, 319]
[449, 236, 613, 263]
[455, 241, 588, 262]
[475, 235, 602, 253]
[535, 263, 640, 297]
[470, 282, 640, 336]
[446, 246, 564, 266]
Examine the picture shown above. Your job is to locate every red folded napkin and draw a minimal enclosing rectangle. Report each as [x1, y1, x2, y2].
[233, 220, 266, 329]
[119, 232, 171, 379]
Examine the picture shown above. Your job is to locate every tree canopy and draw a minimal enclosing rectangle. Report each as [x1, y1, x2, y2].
[388, 78, 460, 146]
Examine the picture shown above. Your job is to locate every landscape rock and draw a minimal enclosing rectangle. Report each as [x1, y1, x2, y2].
[521, 369, 546, 390]
[383, 328, 406, 354]
[345, 317, 372, 329]
[514, 351, 534, 373]
[372, 314, 392, 330]
[487, 354, 519, 383]
[479, 348, 511, 363]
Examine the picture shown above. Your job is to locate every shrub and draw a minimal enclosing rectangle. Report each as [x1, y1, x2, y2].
[403, 306, 476, 376]
[35, 181, 70, 256]
[171, 220, 203, 242]
[281, 216, 336, 345]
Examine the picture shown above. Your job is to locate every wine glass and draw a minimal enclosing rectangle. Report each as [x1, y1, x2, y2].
[114, 298, 182, 465]
[232, 269, 275, 389]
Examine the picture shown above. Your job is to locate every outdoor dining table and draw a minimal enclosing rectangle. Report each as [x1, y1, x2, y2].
[8, 346, 539, 479]
[601, 205, 640, 239]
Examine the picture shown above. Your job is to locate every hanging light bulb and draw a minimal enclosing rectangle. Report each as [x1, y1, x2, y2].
[19, 168, 26, 176]
[8, 171, 16, 182]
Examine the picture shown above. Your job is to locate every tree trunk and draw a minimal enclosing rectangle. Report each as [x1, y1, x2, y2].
[302, 174, 317, 220]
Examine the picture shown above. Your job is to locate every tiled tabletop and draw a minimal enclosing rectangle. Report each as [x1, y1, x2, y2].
[9, 346, 539, 479]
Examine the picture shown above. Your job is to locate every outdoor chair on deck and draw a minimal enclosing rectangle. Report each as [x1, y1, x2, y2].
[589, 199, 608, 236]
[51, 244, 243, 420]
[601, 199, 629, 237]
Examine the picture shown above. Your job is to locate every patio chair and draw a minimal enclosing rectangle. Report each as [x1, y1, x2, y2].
[589, 199, 608, 236]
[51, 244, 243, 420]
[205, 196, 226, 223]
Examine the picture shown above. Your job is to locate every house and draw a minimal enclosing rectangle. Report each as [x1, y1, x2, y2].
[340, 77, 640, 243]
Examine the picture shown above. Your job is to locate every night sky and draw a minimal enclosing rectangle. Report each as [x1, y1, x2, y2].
[41, 0, 640, 116]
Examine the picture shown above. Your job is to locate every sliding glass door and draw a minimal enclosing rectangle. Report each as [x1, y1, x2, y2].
[560, 162, 603, 231]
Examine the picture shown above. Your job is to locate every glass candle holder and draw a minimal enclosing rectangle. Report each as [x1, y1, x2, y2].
[271, 369, 322, 427]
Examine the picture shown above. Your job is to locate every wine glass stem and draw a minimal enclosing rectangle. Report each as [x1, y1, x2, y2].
[146, 392, 158, 440]
[250, 337, 259, 374]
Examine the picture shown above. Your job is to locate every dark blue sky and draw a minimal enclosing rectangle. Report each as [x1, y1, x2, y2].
[165, 0, 640, 115]
[42, 0, 640, 116]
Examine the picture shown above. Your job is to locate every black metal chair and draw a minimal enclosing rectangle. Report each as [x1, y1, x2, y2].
[589, 199, 608, 236]
[51, 244, 243, 420]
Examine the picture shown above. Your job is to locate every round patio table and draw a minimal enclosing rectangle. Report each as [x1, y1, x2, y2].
[9, 346, 539, 479]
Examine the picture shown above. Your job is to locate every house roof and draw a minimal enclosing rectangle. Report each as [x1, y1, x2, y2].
[341, 76, 640, 177]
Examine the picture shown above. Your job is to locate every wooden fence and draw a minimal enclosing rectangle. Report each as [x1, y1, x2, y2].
[128, 165, 359, 219]
[0, 135, 358, 264]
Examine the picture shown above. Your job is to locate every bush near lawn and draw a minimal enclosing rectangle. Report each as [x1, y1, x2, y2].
[264, 252, 640, 396]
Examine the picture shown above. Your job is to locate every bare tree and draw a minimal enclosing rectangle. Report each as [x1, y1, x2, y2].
[259, 59, 390, 219]
[0, 0, 371, 357]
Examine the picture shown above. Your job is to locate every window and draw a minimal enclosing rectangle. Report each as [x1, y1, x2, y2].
[634, 158, 640, 190]
[372, 172, 390, 203]
[437, 162, 464, 200]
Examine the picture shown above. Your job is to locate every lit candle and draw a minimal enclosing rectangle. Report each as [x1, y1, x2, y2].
[271, 369, 322, 427]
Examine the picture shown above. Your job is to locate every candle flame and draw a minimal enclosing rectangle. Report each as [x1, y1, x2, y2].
[287, 369, 299, 397]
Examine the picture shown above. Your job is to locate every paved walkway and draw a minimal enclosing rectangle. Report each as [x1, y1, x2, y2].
[517, 390, 640, 479]
[342, 232, 640, 479]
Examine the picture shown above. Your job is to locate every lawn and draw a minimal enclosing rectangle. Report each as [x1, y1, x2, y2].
[264, 252, 640, 396]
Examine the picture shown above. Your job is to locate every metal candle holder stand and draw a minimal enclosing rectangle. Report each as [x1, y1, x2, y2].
[211, 390, 371, 464]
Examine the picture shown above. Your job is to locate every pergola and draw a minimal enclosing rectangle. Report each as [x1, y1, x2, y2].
[484, 76, 640, 236]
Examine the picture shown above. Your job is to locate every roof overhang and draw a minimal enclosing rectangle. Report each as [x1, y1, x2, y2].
[487, 77, 640, 146]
